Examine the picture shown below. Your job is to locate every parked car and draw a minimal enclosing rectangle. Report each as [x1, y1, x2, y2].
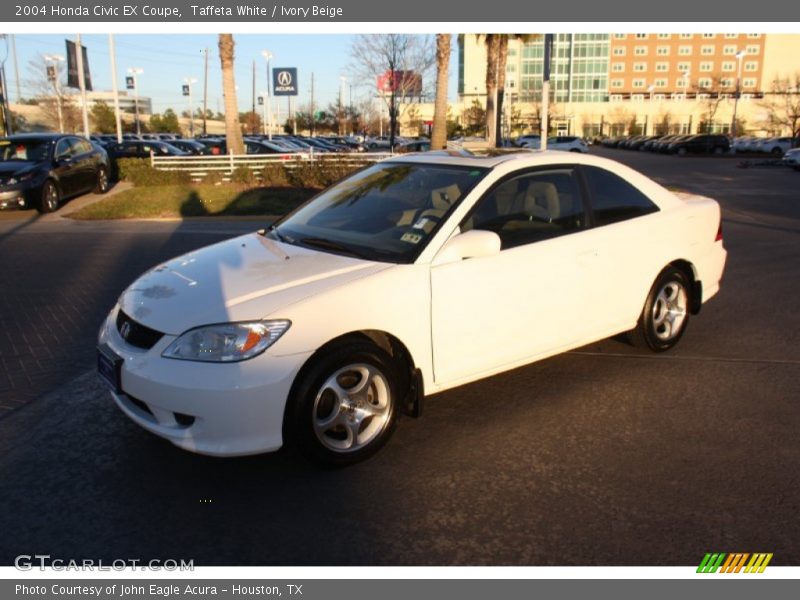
[515, 134, 541, 148]
[546, 136, 589, 152]
[396, 140, 432, 153]
[197, 138, 227, 155]
[107, 141, 189, 159]
[244, 140, 298, 155]
[98, 150, 727, 465]
[782, 147, 800, 170]
[667, 134, 730, 156]
[0, 134, 110, 213]
[169, 139, 213, 155]
[760, 137, 799, 156]
[653, 135, 687, 153]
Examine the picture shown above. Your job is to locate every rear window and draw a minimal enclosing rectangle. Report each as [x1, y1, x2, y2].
[582, 166, 659, 227]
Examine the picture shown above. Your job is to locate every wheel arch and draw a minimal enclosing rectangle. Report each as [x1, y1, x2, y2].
[283, 329, 423, 441]
[667, 259, 702, 314]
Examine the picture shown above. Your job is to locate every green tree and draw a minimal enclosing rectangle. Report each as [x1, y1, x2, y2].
[90, 101, 117, 133]
[150, 108, 181, 133]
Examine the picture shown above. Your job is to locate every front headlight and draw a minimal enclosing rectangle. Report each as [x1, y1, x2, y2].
[162, 320, 291, 363]
[7, 173, 34, 185]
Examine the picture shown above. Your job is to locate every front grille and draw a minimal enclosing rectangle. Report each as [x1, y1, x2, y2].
[116, 309, 164, 350]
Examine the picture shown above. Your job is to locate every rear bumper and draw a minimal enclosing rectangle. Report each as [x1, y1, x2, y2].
[695, 240, 727, 304]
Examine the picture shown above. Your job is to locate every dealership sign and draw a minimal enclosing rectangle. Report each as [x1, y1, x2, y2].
[272, 68, 298, 96]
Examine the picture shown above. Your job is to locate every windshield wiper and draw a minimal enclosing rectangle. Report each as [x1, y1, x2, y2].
[299, 237, 368, 259]
[264, 224, 292, 243]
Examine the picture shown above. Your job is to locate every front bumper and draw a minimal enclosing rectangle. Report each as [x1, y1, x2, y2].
[98, 306, 312, 456]
[0, 189, 27, 209]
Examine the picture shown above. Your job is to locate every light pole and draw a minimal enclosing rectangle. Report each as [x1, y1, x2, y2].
[647, 84, 656, 135]
[731, 50, 746, 139]
[44, 54, 65, 133]
[339, 76, 346, 136]
[261, 50, 272, 140]
[128, 67, 143, 135]
[184, 77, 198, 137]
[260, 91, 267, 135]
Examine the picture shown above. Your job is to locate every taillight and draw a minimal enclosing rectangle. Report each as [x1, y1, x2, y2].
[715, 220, 723, 242]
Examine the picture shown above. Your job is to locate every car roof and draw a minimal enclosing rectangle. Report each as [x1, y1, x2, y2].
[383, 149, 612, 169]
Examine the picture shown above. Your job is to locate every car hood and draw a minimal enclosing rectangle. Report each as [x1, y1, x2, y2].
[119, 233, 390, 335]
[0, 161, 38, 177]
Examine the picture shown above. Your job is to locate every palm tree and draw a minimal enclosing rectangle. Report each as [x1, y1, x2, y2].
[218, 34, 244, 155]
[483, 34, 500, 147]
[481, 34, 541, 147]
[430, 34, 451, 150]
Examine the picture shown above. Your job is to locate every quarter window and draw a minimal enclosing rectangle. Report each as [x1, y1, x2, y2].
[463, 168, 586, 249]
[582, 166, 659, 226]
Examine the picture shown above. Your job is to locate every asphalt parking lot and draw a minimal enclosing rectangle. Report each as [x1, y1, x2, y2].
[0, 149, 798, 566]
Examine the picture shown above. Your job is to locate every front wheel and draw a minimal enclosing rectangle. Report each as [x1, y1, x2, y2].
[37, 180, 60, 213]
[287, 342, 400, 466]
[629, 267, 691, 352]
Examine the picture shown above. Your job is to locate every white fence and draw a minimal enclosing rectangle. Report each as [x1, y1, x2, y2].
[150, 150, 394, 182]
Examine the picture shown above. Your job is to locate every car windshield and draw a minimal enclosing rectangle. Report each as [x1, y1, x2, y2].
[269, 162, 489, 263]
[0, 139, 52, 162]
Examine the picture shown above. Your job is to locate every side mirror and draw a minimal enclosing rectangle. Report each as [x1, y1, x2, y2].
[432, 230, 501, 266]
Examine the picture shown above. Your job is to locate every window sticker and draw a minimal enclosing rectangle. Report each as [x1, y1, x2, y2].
[400, 232, 423, 244]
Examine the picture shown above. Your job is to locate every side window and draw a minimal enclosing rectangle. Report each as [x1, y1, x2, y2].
[582, 166, 659, 227]
[54, 138, 73, 159]
[72, 139, 92, 154]
[462, 167, 586, 250]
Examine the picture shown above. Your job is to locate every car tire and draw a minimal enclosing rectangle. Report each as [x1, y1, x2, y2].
[37, 179, 60, 214]
[770, 147, 783, 156]
[676, 147, 687, 156]
[286, 341, 401, 466]
[94, 166, 110, 194]
[629, 266, 691, 352]
[713, 146, 725, 155]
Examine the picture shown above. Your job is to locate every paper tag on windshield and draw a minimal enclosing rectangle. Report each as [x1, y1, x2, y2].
[401, 232, 422, 244]
[412, 218, 430, 229]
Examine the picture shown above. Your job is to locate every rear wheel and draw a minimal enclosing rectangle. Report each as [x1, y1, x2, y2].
[676, 147, 687, 156]
[713, 146, 725, 155]
[287, 341, 400, 466]
[94, 166, 110, 193]
[37, 180, 60, 214]
[770, 147, 783, 156]
[629, 266, 691, 352]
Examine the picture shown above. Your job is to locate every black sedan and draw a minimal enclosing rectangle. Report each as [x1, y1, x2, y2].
[107, 140, 189, 159]
[0, 134, 111, 213]
[168, 139, 212, 155]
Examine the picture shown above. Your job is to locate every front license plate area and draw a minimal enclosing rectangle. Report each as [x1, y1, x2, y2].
[97, 344, 123, 393]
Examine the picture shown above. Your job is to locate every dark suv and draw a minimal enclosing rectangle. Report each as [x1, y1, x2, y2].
[0, 134, 111, 213]
[667, 134, 730, 156]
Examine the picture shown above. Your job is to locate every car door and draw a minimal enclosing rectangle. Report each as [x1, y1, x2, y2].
[69, 138, 96, 192]
[52, 137, 79, 197]
[575, 165, 664, 339]
[430, 165, 595, 385]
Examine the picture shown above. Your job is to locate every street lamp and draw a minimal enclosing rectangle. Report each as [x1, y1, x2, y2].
[184, 77, 198, 137]
[43, 54, 65, 133]
[261, 50, 272, 140]
[731, 50, 746, 140]
[127, 67, 144, 135]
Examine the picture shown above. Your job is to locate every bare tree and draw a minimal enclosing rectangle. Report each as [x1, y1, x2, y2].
[218, 34, 244, 154]
[25, 54, 81, 132]
[430, 34, 451, 150]
[760, 73, 800, 142]
[349, 34, 435, 148]
[693, 75, 730, 133]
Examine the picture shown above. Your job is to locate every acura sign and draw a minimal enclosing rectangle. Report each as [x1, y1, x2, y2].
[272, 67, 298, 96]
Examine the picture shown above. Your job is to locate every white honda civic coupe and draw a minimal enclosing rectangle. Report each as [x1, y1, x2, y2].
[97, 150, 727, 465]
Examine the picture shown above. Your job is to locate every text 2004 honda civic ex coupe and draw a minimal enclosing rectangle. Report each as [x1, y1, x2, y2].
[98, 151, 727, 465]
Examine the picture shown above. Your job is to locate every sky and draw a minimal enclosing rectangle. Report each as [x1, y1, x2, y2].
[6, 34, 458, 118]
